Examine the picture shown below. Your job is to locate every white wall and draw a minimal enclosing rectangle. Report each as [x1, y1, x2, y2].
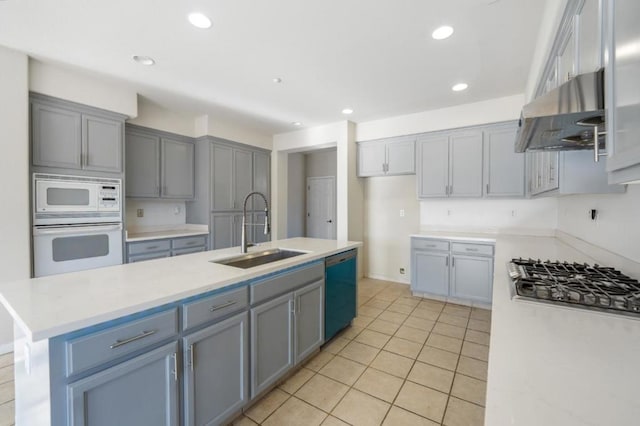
[287, 153, 306, 237]
[125, 200, 186, 229]
[29, 59, 137, 117]
[557, 185, 640, 263]
[306, 149, 337, 178]
[0, 46, 30, 353]
[128, 97, 197, 137]
[196, 114, 272, 150]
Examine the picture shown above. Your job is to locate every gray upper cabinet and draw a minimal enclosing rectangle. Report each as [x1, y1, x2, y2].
[417, 129, 483, 198]
[183, 311, 248, 426]
[161, 137, 195, 199]
[357, 136, 415, 177]
[66, 342, 179, 426]
[212, 144, 234, 210]
[483, 123, 525, 197]
[605, 0, 640, 184]
[577, 0, 602, 74]
[125, 125, 195, 200]
[210, 213, 243, 249]
[416, 134, 449, 197]
[449, 131, 484, 197]
[557, 17, 577, 84]
[125, 130, 160, 197]
[234, 148, 253, 210]
[31, 94, 125, 174]
[253, 151, 270, 211]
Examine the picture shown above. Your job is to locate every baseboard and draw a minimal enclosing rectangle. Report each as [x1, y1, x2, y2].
[0, 342, 13, 355]
[364, 274, 410, 285]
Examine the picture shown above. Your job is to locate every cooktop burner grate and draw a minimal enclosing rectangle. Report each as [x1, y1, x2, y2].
[509, 258, 640, 315]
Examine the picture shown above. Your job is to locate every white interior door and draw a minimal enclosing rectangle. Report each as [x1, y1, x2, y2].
[306, 177, 336, 239]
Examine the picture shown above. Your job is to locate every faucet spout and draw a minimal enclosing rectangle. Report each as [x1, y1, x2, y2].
[241, 192, 271, 253]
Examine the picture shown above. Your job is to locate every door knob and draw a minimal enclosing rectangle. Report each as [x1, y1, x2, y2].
[326, 220, 333, 223]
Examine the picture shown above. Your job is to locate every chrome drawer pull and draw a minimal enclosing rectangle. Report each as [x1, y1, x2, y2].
[466, 248, 479, 252]
[185, 241, 197, 246]
[146, 246, 159, 250]
[110, 330, 156, 349]
[210, 301, 236, 312]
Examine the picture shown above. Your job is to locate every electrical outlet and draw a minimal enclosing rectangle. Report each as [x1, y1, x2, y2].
[399, 209, 405, 217]
[136, 209, 144, 218]
[511, 210, 517, 217]
[400, 268, 405, 274]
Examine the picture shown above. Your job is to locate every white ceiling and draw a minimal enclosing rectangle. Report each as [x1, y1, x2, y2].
[0, 0, 544, 135]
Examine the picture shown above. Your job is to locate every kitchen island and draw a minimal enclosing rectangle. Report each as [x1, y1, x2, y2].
[0, 238, 361, 426]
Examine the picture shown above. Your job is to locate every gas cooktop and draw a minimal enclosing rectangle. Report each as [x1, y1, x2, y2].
[508, 258, 640, 316]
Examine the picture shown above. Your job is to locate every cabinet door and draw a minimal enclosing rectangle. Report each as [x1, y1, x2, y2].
[252, 212, 271, 244]
[294, 280, 324, 364]
[126, 130, 160, 197]
[357, 141, 386, 177]
[210, 213, 242, 250]
[32, 101, 82, 169]
[212, 144, 234, 210]
[412, 251, 449, 297]
[386, 139, 416, 175]
[416, 135, 449, 198]
[83, 114, 123, 173]
[234, 148, 253, 210]
[161, 137, 195, 199]
[606, 0, 640, 183]
[578, 0, 602, 74]
[67, 342, 179, 426]
[183, 312, 249, 426]
[252, 151, 270, 211]
[449, 131, 483, 197]
[450, 255, 493, 303]
[483, 124, 525, 197]
[250, 293, 294, 398]
[558, 18, 577, 83]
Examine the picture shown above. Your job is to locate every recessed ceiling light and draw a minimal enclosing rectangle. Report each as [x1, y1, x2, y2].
[273, 77, 283, 83]
[341, 108, 354, 115]
[292, 121, 302, 126]
[188, 12, 212, 29]
[132, 55, 155, 66]
[452, 83, 469, 92]
[432, 25, 454, 40]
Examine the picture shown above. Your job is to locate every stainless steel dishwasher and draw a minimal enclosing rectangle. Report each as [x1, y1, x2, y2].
[324, 249, 357, 341]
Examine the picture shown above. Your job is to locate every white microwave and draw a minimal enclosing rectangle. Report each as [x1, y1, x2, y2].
[33, 174, 122, 225]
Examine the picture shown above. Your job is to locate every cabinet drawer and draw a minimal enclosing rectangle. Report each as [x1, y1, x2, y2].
[451, 242, 494, 257]
[412, 239, 449, 251]
[251, 262, 324, 305]
[183, 286, 248, 331]
[173, 246, 206, 257]
[128, 251, 171, 263]
[128, 239, 171, 255]
[65, 308, 178, 377]
[172, 235, 207, 250]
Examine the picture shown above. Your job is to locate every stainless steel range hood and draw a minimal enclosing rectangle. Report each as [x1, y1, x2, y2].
[515, 69, 606, 152]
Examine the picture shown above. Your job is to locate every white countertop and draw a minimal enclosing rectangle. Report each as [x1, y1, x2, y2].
[485, 235, 640, 426]
[410, 232, 497, 243]
[0, 238, 361, 342]
[125, 224, 209, 242]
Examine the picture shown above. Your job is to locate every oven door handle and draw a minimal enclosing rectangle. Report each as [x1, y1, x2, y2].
[33, 224, 123, 236]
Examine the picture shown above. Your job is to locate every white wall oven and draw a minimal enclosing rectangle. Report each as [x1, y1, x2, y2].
[32, 174, 123, 277]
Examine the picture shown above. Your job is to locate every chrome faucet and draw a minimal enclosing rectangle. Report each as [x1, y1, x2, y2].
[241, 191, 271, 253]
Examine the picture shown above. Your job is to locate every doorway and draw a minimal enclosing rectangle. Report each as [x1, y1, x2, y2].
[306, 176, 336, 239]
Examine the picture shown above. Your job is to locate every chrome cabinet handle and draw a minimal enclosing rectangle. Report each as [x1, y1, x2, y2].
[486, 183, 489, 194]
[146, 245, 159, 250]
[185, 241, 197, 246]
[466, 248, 479, 252]
[110, 330, 156, 349]
[445, 257, 449, 266]
[210, 300, 236, 312]
[452, 257, 455, 267]
[593, 125, 608, 163]
[172, 352, 178, 381]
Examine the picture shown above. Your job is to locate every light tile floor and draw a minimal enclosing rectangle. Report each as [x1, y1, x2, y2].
[0, 278, 492, 426]
[233, 278, 491, 426]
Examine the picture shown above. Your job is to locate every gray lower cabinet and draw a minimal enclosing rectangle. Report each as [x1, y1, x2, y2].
[127, 235, 208, 263]
[250, 263, 325, 398]
[125, 124, 195, 200]
[250, 292, 294, 398]
[211, 213, 243, 249]
[183, 311, 249, 426]
[411, 237, 494, 305]
[31, 93, 125, 173]
[66, 341, 179, 426]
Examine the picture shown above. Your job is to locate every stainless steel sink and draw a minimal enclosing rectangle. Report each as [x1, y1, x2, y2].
[211, 249, 306, 269]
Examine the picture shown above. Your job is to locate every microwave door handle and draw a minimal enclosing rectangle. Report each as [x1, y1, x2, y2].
[33, 224, 123, 236]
